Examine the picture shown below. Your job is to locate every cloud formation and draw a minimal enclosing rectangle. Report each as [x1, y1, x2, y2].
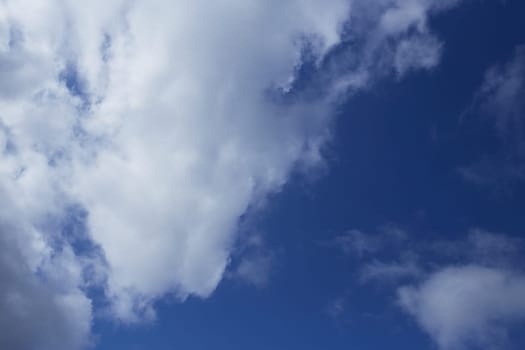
[335, 225, 525, 349]
[228, 233, 277, 288]
[0, 0, 470, 348]
[397, 230, 525, 349]
[0, 201, 92, 350]
[399, 266, 525, 350]
[460, 46, 525, 188]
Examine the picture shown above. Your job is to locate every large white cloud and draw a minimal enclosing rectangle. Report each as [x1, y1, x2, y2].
[0, 0, 469, 348]
[69, 0, 353, 321]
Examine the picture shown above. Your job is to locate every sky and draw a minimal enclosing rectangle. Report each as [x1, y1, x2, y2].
[0, 1, 525, 350]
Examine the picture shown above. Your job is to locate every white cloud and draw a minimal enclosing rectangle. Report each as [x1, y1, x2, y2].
[69, 0, 353, 321]
[393, 229, 525, 349]
[334, 225, 408, 257]
[234, 252, 275, 288]
[394, 34, 442, 76]
[335, 229, 382, 257]
[399, 266, 525, 350]
[335, 224, 525, 349]
[0, 0, 470, 347]
[477, 46, 525, 138]
[360, 258, 422, 284]
[229, 233, 277, 288]
[325, 296, 347, 318]
[1, 0, 353, 327]
[0, 198, 92, 350]
[460, 46, 525, 187]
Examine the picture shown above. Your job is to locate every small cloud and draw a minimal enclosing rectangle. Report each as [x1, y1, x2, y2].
[378, 223, 409, 242]
[430, 228, 524, 268]
[334, 223, 525, 349]
[332, 225, 408, 258]
[394, 33, 442, 77]
[334, 229, 382, 257]
[228, 233, 277, 289]
[360, 258, 422, 284]
[234, 252, 275, 288]
[398, 265, 525, 350]
[467, 228, 523, 264]
[325, 297, 346, 318]
[460, 45, 525, 189]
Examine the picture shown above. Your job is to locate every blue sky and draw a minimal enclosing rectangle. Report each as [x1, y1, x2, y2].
[1, 1, 525, 350]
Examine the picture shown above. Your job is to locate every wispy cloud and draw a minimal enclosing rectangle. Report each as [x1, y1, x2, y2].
[332, 224, 408, 259]
[460, 45, 525, 189]
[360, 258, 423, 284]
[228, 233, 278, 289]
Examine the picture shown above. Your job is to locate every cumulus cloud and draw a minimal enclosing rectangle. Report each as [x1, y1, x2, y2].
[0, 0, 469, 348]
[0, 194, 92, 350]
[399, 266, 525, 350]
[398, 229, 525, 350]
